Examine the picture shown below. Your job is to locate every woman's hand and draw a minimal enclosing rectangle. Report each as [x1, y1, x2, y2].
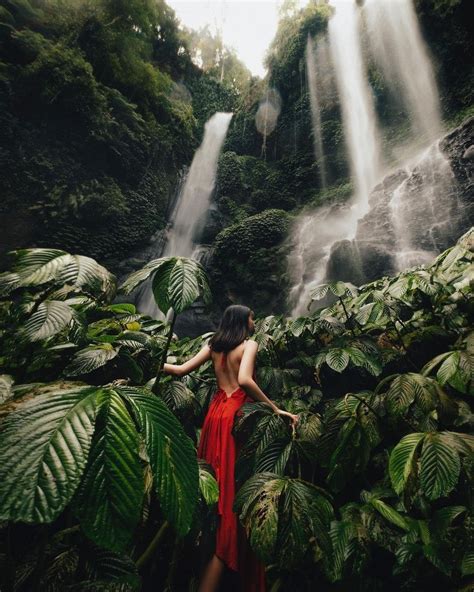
[275, 408, 299, 429]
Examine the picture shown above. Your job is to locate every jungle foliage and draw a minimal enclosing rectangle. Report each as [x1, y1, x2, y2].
[0, 227, 472, 590]
[0, 0, 239, 270]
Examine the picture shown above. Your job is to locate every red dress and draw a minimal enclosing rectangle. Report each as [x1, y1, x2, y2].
[197, 352, 266, 591]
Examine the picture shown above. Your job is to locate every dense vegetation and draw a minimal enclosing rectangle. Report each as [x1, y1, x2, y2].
[0, 227, 472, 590]
[0, 0, 236, 270]
[0, 2, 473, 587]
[1, 0, 472, 314]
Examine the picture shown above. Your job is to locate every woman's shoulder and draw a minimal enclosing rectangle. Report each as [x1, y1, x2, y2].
[243, 338, 258, 349]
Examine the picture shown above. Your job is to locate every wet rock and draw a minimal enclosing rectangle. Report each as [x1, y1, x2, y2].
[353, 116, 474, 281]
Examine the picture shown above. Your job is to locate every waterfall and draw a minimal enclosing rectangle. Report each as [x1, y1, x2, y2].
[137, 112, 233, 317]
[328, 0, 382, 209]
[288, 204, 359, 316]
[388, 142, 461, 271]
[364, 0, 442, 143]
[306, 35, 328, 189]
[288, 0, 382, 316]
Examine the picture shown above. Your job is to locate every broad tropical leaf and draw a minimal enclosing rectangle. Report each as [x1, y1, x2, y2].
[118, 258, 170, 295]
[85, 548, 140, 588]
[198, 460, 219, 506]
[22, 300, 74, 341]
[119, 257, 211, 315]
[0, 249, 115, 299]
[152, 257, 211, 314]
[389, 433, 425, 495]
[370, 499, 411, 532]
[0, 385, 99, 522]
[419, 433, 461, 500]
[64, 346, 119, 376]
[328, 520, 352, 581]
[431, 505, 466, 535]
[126, 389, 199, 535]
[325, 348, 350, 373]
[76, 390, 143, 551]
[255, 438, 292, 475]
[310, 283, 330, 301]
[234, 473, 333, 567]
[461, 551, 474, 576]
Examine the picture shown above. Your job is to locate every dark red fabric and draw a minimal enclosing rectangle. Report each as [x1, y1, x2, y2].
[197, 385, 266, 591]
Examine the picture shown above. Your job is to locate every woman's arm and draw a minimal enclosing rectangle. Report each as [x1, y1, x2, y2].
[163, 344, 212, 377]
[238, 341, 298, 426]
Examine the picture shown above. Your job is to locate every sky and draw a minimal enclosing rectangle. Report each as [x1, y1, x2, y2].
[167, 0, 284, 78]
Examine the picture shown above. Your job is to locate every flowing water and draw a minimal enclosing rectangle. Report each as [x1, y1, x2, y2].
[328, 0, 382, 207]
[287, 0, 464, 317]
[289, 0, 382, 316]
[306, 35, 328, 189]
[137, 112, 233, 317]
[364, 0, 442, 143]
[388, 142, 461, 271]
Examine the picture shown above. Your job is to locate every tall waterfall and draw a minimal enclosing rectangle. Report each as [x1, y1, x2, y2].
[137, 112, 233, 317]
[286, 0, 464, 317]
[328, 0, 382, 208]
[306, 35, 327, 189]
[364, 0, 442, 142]
[289, 0, 382, 316]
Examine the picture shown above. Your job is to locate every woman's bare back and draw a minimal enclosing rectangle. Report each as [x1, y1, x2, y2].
[210, 340, 249, 398]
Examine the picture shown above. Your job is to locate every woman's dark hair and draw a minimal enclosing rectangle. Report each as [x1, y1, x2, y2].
[208, 305, 254, 353]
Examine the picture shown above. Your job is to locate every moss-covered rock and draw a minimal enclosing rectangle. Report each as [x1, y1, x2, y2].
[210, 209, 292, 314]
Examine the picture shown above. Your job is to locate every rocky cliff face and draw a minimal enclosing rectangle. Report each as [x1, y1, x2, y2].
[326, 117, 474, 284]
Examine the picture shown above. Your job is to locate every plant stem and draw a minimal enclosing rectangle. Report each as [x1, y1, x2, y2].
[392, 323, 417, 370]
[346, 393, 381, 420]
[164, 536, 182, 590]
[136, 520, 170, 570]
[152, 309, 176, 395]
[339, 297, 356, 336]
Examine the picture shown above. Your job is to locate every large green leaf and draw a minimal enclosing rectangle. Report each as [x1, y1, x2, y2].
[235, 473, 283, 563]
[389, 433, 425, 495]
[325, 348, 350, 373]
[431, 505, 466, 535]
[385, 374, 439, 418]
[22, 300, 74, 341]
[0, 249, 115, 299]
[119, 257, 211, 315]
[419, 433, 461, 500]
[118, 258, 170, 295]
[160, 380, 200, 417]
[76, 389, 144, 551]
[328, 520, 352, 581]
[198, 460, 219, 506]
[461, 551, 474, 576]
[85, 548, 140, 589]
[370, 499, 411, 532]
[152, 257, 211, 314]
[235, 473, 333, 567]
[126, 389, 199, 535]
[60, 255, 116, 300]
[64, 346, 119, 376]
[255, 438, 292, 475]
[0, 385, 99, 522]
[0, 249, 69, 295]
[436, 351, 460, 385]
[310, 283, 330, 301]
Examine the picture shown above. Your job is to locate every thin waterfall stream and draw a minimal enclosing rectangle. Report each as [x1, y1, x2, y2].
[136, 112, 233, 318]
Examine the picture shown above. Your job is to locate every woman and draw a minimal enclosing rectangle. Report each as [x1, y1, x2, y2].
[163, 305, 298, 592]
